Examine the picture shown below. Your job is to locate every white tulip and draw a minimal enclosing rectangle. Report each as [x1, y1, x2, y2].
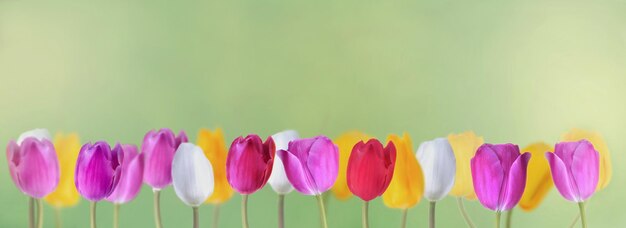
[416, 137, 456, 201]
[268, 130, 300, 194]
[172, 143, 214, 207]
[17, 128, 52, 145]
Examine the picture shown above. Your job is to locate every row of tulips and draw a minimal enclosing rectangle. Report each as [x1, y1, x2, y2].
[6, 128, 610, 228]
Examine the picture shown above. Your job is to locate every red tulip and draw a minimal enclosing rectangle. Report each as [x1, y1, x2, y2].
[347, 139, 396, 201]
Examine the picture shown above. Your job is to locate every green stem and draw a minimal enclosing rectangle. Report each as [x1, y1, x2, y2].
[241, 195, 249, 228]
[113, 204, 120, 228]
[362, 201, 369, 228]
[315, 195, 328, 228]
[278, 195, 285, 228]
[495, 211, 501, 228]
[400, 209, 408, 228]
[578, 202, 587, 228]
[90, 202, 97, 228]
[429, 201, 436, 228]
[505, 209, 513, 228]
[54, 207, 62, 228]
[456, 198, 475, 228]
[213, 204, 221, 228]
[29, 197, 36, 228]
[37, 199, 43, 228]
[193, 207, 199, 228]
[153, 190, 163, 228]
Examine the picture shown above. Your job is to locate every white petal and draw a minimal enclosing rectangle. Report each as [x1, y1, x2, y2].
[416, 137, 456, 201]
[17, 128, 52, 145]
[172, 143, 214, 207]
[268, 130, 299, 194]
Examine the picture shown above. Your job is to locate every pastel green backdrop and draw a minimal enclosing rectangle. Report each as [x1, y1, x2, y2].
[1, 0, 625, 227]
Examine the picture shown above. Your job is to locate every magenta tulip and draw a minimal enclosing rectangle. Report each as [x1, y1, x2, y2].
[106, 144, 144, 204]
[75, 142, 122, 202]
[471, 143, 531, 212]
[546, 140, 599, 202]
[142, 128, 188, 190]
[226, 134, 275, 194]
[6, 130, 59, 198]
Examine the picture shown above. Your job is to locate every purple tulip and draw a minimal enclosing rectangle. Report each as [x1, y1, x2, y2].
[277, 136, 339, 195]
[75, 142, 122, 201]
[226, 134, 275, 194]
[6, 131, 59, 198]
[142, 129, 188, 190]
[546, 140, 599, 202]
[471, 143, 531, 211]
[106, 144, 145, 204]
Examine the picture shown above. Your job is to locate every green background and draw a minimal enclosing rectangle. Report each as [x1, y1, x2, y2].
[1, 0, 625, 227]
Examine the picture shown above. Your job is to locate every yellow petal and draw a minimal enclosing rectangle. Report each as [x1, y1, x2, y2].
[198, 128, 234, 204]
[331, 131, 370, 200]
[447, 131, 484, 199]
[519, 142, 554, 211]
[382, 133, 424, 209]
[44, 133, 81, 208]
[561, 129, 612, 190]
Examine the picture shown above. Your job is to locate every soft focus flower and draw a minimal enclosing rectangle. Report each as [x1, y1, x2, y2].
[226, 135, 275, 194]
[172, 143, 214, 207]
[519, 142, 553, 211]
[347, 139, 396, 201]
[331, 131, 370, 200]
[546, 140, 599, 202]
[277, 136, 338, 195]
[382, 133, 424, 209]
[269, 130, 300, 194]
[142, 128, 188, 190]
[561, 129, 611, 190]
[447, 132, 483, 199]
[45, 133, 81, 207]
[75, 142, 122, 201]
[471, 143, 530, 211]
[197, 128, 234, 204]
[6, 129, 59, 198]
[106, 144, 144, 204]
[416, 138, 456, 202]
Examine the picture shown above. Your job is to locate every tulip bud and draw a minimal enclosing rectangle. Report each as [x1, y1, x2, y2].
[277, 136, 338, 195]
[561, 129, 611, 190]
[382, 133, 424, 209]
[172, 143, 214, 207]
[269, 130, 300, 195]
[347, 139, 396, 201]
[546, 140, 599, 203]
[142, 129, 188, 190]
[416, 138, 456, 202]
[106, 144, 144, 204]
[226, 135, 275, 194]
[75, 142, 122, 201]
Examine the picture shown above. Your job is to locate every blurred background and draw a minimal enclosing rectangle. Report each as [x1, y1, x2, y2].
[1, 0, 625, 227]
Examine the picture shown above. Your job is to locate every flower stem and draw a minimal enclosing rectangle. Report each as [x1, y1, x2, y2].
[153, 190, 163, 228]
[278, 194, 285, 228]
[456, 198, 475, 228]
[362, 201, 369, 228]
[90, 202, 97, 228]
[192, 207, 199, 228]
[54, 207, 62, 228]
[505, 209, 513, 228]
[315, 195, 328, 228]
[28, 197, 35, 228]
[213, 204, 221, 228]
[429, 201, 436, 228]
[495, 211, 501, 228]
[241, 195, 249, 228]
[37, 199, 43, 228]
[578, 202, 587, 228]
[113, 204, 120, 228]
[400, 209, 408, 228]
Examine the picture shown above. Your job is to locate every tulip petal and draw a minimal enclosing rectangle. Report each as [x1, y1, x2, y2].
[197, 128, 234, 204]
[268, 130, 299, 194]
[546, 152, 578, 202]
[383, 133, 424, 209]
[416, 138, 456, 201]
[471, 146, 504, 211]
[570, 141, 599, 201]
[306, 137, 339, 193]
[278, 149, 317, 195]
[106, 145, 144, 204]
[331, 131, 370, 200]
[172, 143, 214, 207]
[347, 140, 390, 201]
[519, 142, 553, 211]
[500, 152, 530, 211]
[562, 129, 611, 190]
[17, 129, 52, 145]
[9, 138, 59, 198]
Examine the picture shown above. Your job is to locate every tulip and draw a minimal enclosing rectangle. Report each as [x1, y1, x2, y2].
[278, 136, 339, 228]
[106, 144, 144, 228]
[331, 131, 370, 200]
[415, 138, 455, 228]
[44, 133, 81, 228]
[519, 142, 554, 211]
[471, 143, 530, 228]
[172, 143, 214, 228]
[561, 129, 611, 190]
[7, 129, 59, 228]
[269, 130, 300, 228]
[347, 139, 396, 228]
[75, 142, 122, 228]
[142, 128, 188, 228]
[197, 128, 233, 228]
[226, 134, 275, 228]
[447, 132, 483, 228]
[546, 140, 599, 228]
[382, 133, 424, 228]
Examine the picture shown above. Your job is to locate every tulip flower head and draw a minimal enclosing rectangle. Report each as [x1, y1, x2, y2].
[269, 130, 300, 194]
[277, 136, 339, 195]
[447, 132, 483, 199]
[106, 144, 145, 204]
[561, 129, 611, 190]
[382, 133, 424, 209]
[45, 133, 82, 207]
[142, 128, 188, 190]
[7, 129, 60, 198]
[471, 143, 530, 211]
[546, 140, 599, 203]
[226, 134, 275, 194]
[331, 131, 370, 200]
[75, 142, 122, 201]
[172, 143, 214, 207]
[519, 142, 553, 211]
[416, 138, 456, 202]
[197, 128, 234, 204]
[347, 139, 396, 201]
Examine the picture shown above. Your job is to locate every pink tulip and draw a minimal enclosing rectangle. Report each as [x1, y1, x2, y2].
[546, 140, 599, 202]
[106, 144, 145, 204]
[75, 142, 123, 201]
[226, 134, 275, 194]
[6, 132, 59, 198]
[142, 128, 188, 190]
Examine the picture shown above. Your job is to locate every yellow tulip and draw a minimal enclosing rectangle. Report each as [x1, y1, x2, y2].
[447, 131, 483, 200]
[44, 133, 81, 208]
[382, 133, 424, 209]
[561, 128, 612, 190]
[331, 131, 370, 200]
[197, 128, 234, 204]
[519, 142, 554, 211]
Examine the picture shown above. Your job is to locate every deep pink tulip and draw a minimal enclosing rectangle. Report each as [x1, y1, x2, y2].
[75, 142, 122, 201]
[277, 136, 339, 195]
[106, 144, 144, 204]
[142, 128, 188, 190]
[226, 134, 275, 194]
[546, 140, 599, 202]
[347, 139, 396, 202]
[6, 136, 59, 198]
[471, 143, 531, 211]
